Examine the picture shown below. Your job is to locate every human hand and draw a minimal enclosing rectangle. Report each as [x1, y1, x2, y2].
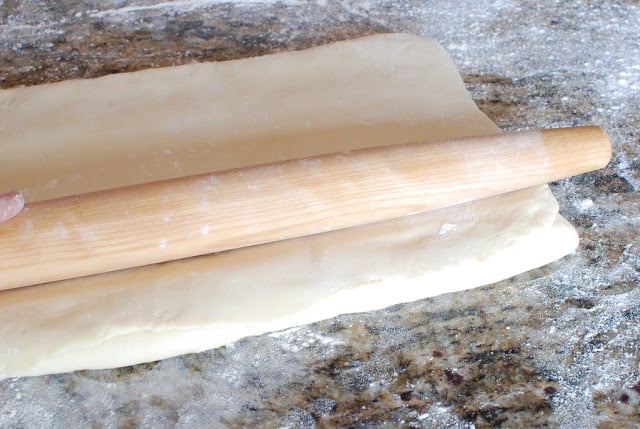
[0, 192, 24, 223]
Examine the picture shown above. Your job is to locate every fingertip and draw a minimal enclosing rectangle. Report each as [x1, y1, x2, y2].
[13, 191, 25, 211]
[0, 192, 25, 223]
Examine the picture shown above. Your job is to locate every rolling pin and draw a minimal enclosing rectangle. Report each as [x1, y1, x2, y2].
[0, 126, 611, 291]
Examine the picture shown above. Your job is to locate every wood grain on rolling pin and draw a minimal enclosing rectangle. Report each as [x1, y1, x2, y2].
[0, 126, 610, 290]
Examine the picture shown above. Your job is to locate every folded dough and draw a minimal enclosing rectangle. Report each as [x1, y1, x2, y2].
[0, 34, 578, 379]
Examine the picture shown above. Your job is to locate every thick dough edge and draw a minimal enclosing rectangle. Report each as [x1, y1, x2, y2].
[0, 34, 578, 378]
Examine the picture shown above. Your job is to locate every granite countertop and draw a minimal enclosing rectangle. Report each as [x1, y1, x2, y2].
[1, 1, 639, 428]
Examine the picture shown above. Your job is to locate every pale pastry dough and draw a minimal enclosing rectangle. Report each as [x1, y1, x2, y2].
[0, 34, 578, 379]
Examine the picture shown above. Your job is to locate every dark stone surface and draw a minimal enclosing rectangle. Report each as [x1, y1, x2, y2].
[1, 1, 639, 427]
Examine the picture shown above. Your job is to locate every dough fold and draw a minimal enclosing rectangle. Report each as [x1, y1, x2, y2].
[0, 34, 577, 378]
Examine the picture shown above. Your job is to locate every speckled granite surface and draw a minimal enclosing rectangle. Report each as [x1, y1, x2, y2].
[1, 1, 639, 428]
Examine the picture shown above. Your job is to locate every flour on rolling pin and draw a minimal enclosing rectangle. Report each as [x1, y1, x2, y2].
[0, 34, 584, 378]
[0, 127, 609, 290]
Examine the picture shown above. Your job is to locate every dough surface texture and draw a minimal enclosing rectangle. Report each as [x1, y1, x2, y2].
[0, 34, 578, 378]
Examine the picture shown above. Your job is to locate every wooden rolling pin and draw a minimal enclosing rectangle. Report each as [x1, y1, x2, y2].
[0, 126, 611, 290]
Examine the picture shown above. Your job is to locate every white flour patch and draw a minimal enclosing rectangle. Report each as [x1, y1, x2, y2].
[438, 223, 457, 235]
[297, 158, 322, 169]
[90, 0, 308, 18]
[269, 326, 344, 353]
[268, 326, 302, 339]
[196, 176, 221, 192]
[577, 198, 594, 211]
[22, 220, 34, 235]
[50, 221, 69, 238]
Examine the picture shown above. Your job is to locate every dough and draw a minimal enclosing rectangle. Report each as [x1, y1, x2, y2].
[0, 34, 578, 379]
